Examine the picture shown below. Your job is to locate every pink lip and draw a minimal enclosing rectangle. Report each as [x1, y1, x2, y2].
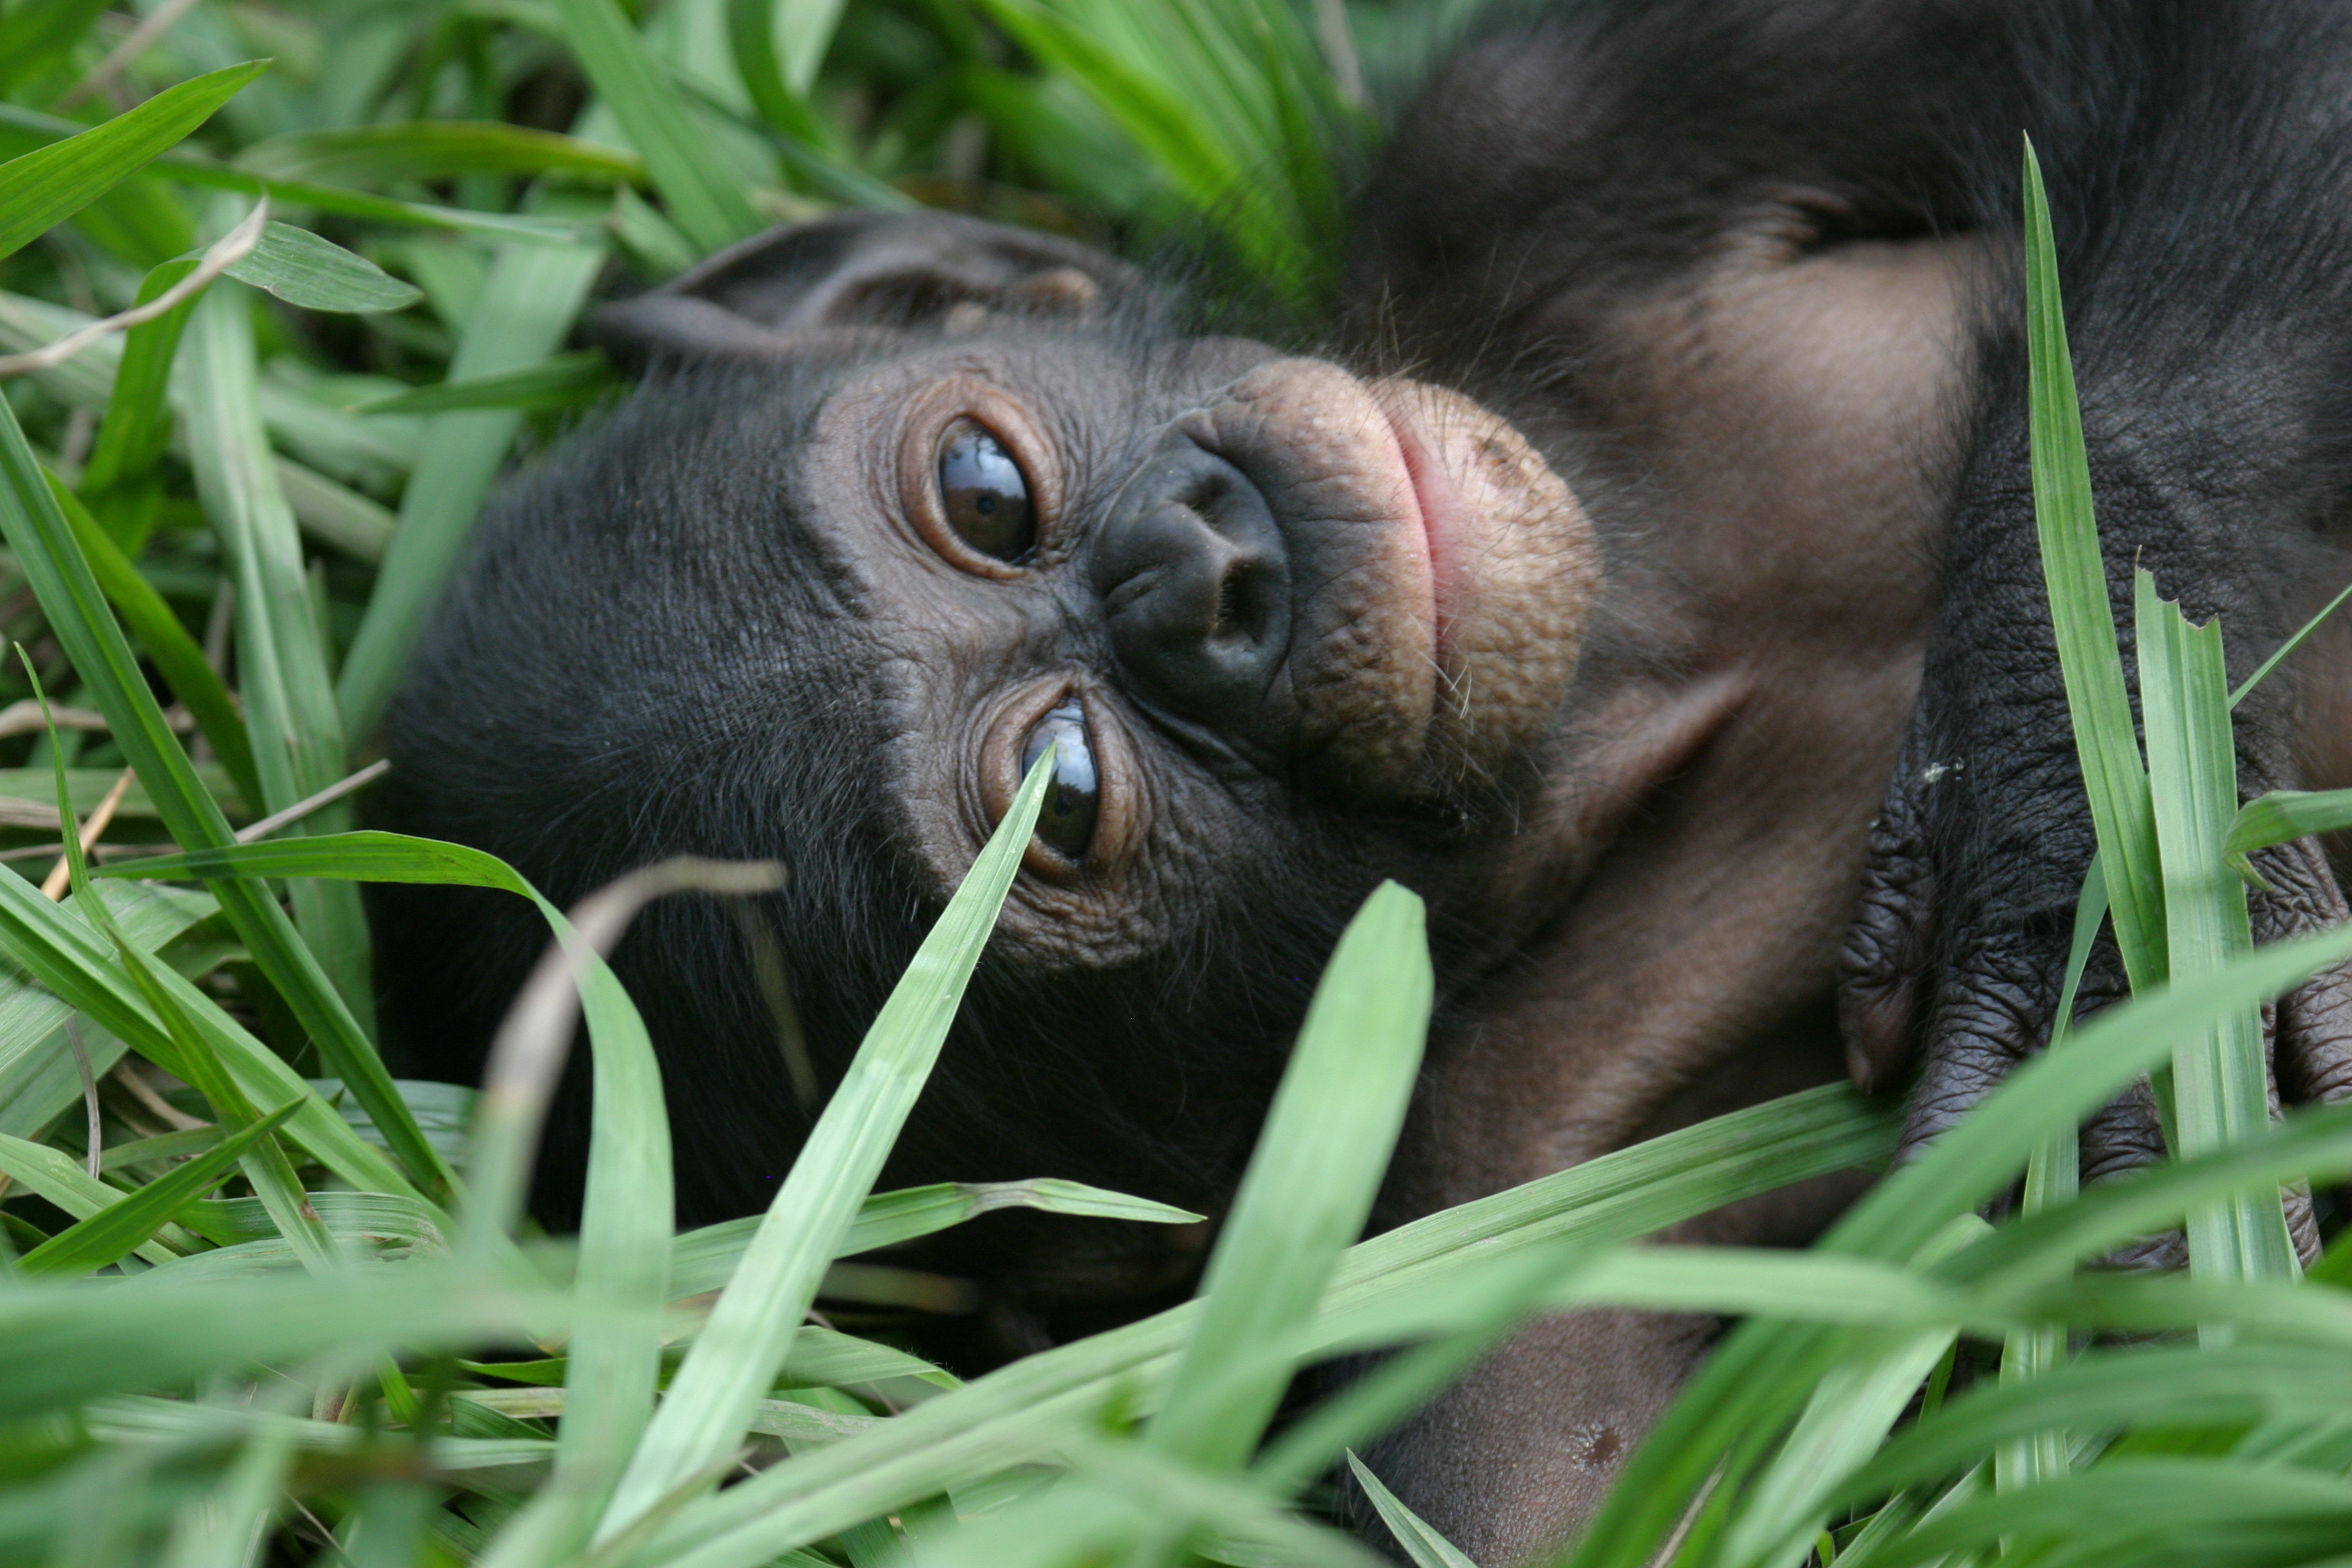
[1375, 393, 1457, 663]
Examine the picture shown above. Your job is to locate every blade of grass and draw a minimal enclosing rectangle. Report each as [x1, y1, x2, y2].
[0, 100, 594, 244]
[2138, 573, 2295, 1285]
[158, 1428, 295, 1568]
[87, 830, 777, 1371]
[1254, 1243, 1593, 1494]
[348, 349, 618, 416]
[1560, 922, 2352, 1568]
[0, 0, 113, 93]
[1149, 880, 1430, 1472]
[0, 863, 406, 1196]
[223, 221, 423, 313]
[1854, 1346, 2352, 1501]
[43, 474, 262, 822]
[0, 881, 213, 1141]
[892, 938, 1438, 1549]
[626, 1087, 1896, 1568]
[0, 377, 449, 1197]
[0, 61, 266, 264]
[32, 665, 339, 1276]
[1345, 1452, 1476, 1568]
[977, 0, 1306, 296]
[182, 273, 374, 1034]
[236, 121, 646, 186]
[0, 1268, 573, 1419]
[1304, 1247, 1971, 1354]
[1933, 1102, 2352, 1301]
[77, 256, 204, 550]
[554, 0, 763, 256]
[2226, 787, 2352, 873]
[2230, 576, 2352, 708]
[1714, 1217, 1984, 1568]
[18, 1099, 299, 1276]
[469, 861, 781, 1568]
[2022, 136, 2165, 989]
[337, 235, 605, 737]
[1998, 854, 2104, 1493]
[774, 0, 849, 93]
[916, 1432, 1386, 1568]
[0, 1131, 184, 1264]
[100, 829, 634, 890]
[1851, 1459, 2352, 1568]
[668, 1179, 1202, 1296]
[727, 0, 847, 150]
[594, 756, 1054, 1541]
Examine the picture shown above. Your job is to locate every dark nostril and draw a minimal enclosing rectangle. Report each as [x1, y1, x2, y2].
[1211, 558, 1277, 645]
[1214, 566, 1243, 638]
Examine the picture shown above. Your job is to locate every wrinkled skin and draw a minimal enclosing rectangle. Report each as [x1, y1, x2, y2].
[377, 1, 2352, 1563]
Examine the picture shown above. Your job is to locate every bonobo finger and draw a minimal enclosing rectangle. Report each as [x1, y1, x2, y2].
[1896, 939, 2066, 1155]
[2250, 837, 2352, 1105]
[2079, 1080, 2188, 1269]
[2079, 1076, 2167, 1186]
[1839, 763, 1936, 1094]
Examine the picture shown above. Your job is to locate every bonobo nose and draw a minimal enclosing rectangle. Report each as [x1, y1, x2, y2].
[1091, 438, 1292, 720]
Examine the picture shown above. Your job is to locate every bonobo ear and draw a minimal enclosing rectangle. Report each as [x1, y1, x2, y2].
[593, 210, 1148, 370]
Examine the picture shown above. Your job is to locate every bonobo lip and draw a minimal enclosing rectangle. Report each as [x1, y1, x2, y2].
[1179, 361, 1600, 802]
[1370, 384, 1460, 665]
[1365, 376, 1604, 792]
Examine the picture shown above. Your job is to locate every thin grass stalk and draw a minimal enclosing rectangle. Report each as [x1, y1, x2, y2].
[181, 273, 374, 1034]
[1997, 857, 2102, 1494]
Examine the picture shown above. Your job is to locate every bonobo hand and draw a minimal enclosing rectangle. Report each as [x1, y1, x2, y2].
[1838, 652, 2352, 1250]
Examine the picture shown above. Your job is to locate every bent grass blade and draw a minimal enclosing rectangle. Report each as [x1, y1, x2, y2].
[593, 755, 1054, 1541]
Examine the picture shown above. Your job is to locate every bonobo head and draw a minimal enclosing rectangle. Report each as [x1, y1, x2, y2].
[374, 211, 1602, 1258]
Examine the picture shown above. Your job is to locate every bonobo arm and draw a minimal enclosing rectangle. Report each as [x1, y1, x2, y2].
[1839, 1, 2352, 1197]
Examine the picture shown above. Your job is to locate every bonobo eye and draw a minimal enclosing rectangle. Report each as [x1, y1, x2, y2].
[1018, 701, 1099, 861]
[937, 418, 1036, 564]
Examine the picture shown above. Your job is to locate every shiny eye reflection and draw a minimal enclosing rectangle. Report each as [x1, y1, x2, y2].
[938, 418, 1036, 563]
[1019, 701, 1099, 861]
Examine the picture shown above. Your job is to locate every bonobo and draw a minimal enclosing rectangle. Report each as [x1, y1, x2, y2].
[375, 0, 2352, 1559]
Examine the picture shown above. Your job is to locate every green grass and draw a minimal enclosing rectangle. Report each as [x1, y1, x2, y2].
[2, 7, 2350, 1567]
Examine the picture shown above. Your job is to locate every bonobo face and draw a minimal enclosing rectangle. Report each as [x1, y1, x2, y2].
[796, 330, 1600, 966]
[379, 211, 1603, 1221]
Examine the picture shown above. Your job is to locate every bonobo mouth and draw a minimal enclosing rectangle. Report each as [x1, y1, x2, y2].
[1165, 359, 1602, 801]
[1374, 381, 1470, 664]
